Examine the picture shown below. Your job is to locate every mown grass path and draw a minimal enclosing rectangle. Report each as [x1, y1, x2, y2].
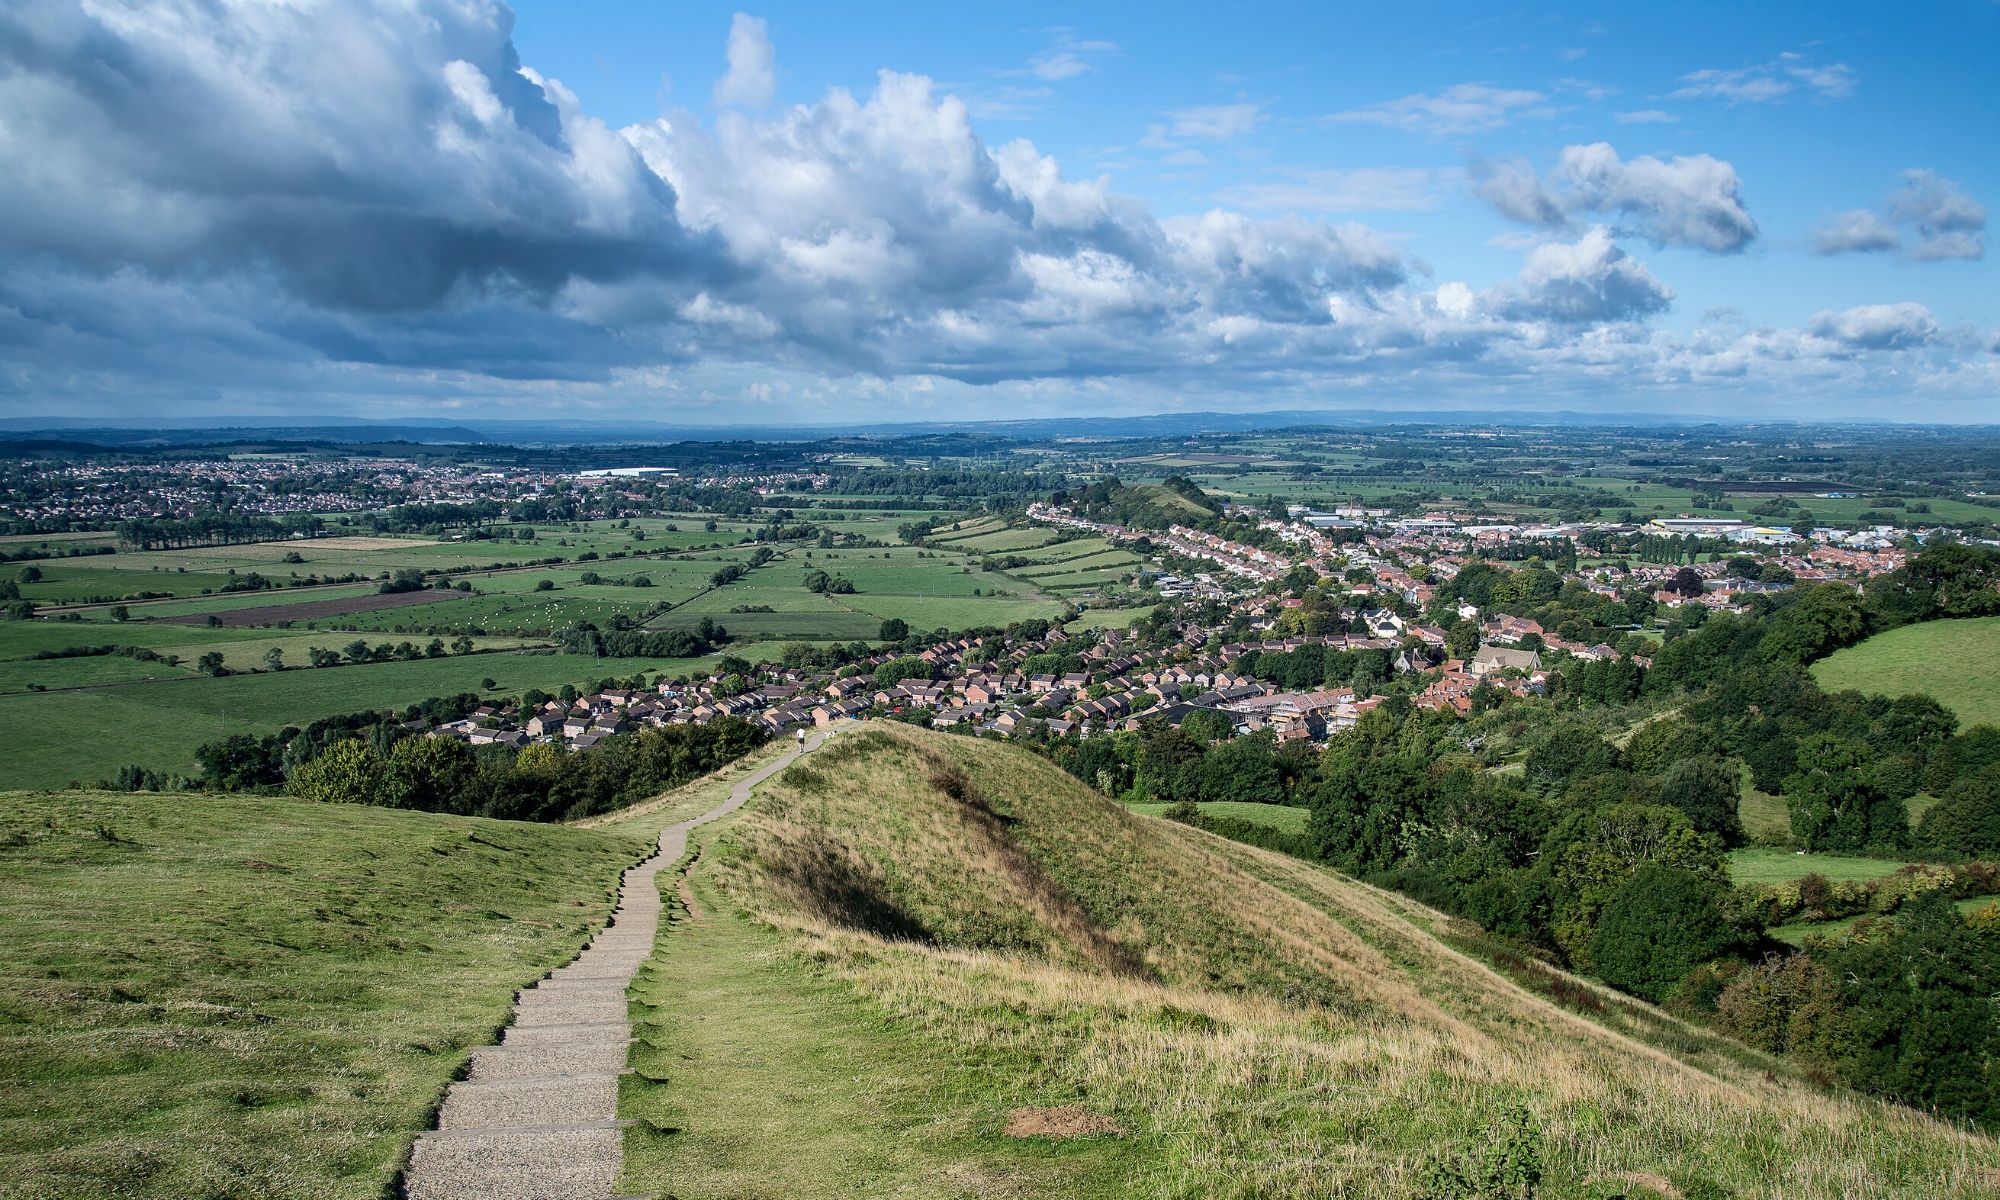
[401, 733, 823, 1200]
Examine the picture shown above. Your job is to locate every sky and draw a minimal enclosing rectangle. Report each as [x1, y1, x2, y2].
[0, 1, 1995, 426]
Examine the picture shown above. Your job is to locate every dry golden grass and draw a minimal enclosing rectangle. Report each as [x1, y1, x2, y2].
[696, 724, 1999, 1199]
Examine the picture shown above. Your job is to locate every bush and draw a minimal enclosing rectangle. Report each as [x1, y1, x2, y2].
[1589, 864, 1745, 1002]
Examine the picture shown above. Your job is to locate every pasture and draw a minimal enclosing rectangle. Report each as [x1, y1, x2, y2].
[1812, 616, 2000, 730]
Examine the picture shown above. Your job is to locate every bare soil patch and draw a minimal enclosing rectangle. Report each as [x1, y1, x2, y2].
[156, 588, 459, 627]
[1003, 1106, 1125, 1140]
[1605, 1173, 1682, 1198]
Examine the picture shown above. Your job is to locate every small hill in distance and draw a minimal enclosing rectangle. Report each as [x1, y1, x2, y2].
[670, 723, 1999, 1198]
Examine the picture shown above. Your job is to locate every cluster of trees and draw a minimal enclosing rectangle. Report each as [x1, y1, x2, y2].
[1050, 723, 1319, 810]
[288, 718, 765, 822]
[1029, 544, 2000, 1125]
[188, 695, 766, 823]
[555, 618, 728, 660]
[802, 568, 856, 594]
[116, 514, 326, 550]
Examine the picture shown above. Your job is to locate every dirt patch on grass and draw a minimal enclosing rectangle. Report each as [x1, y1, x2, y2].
[155, 588, 459, 627]
[1003, 1106, 1124, 1140]
[1605, 1173, 1682, 1198]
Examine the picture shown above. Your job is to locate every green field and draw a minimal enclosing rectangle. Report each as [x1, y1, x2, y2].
[0, 651, 721, 788]
[1770, 896, 1998, 946]
[1725, 846, 1912, 887]
[0, 790, 645, 1198]
[1812, 616, 2000, 730]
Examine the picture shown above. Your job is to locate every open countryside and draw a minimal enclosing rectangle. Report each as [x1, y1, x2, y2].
[4, 2, 2000, 1198]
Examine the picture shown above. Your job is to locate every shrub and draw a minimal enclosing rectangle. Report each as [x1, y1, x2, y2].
[1589, 864, 1746, 1002]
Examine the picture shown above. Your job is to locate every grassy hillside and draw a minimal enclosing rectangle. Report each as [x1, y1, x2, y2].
[0, 791, 647, 1199]
[641, 724, 2000, 1199]
[1812, 616, 2000, 730]
[1125, 799, 1310, 835]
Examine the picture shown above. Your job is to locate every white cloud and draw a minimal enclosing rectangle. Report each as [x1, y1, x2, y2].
[1488, 227, 1675, 323]
[1328, 83, 1554, 136]
[1669, 52, 1854, 104]
[1015, 34, 1117, 82]
[1808, 303, 1936, 350]
[714, 13, 776, 108]
[0, 0, 1989, 421]
[1476, 144, 1756, 253]
[1889, 169, 1987, 261]
[1813, 169, 1986, 261]
[1613, 109, 1677, 124]
[1811, 209, 1900, 256]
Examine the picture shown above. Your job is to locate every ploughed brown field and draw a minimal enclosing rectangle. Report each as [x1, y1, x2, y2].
[155, 588, 460, 627]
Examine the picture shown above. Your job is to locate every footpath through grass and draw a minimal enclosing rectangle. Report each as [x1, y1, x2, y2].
[620, 835, 1137, 1198]
[0, 791, 646, 1200]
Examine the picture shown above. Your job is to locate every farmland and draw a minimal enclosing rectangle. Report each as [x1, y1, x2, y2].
[0, 510, 1102, 786]
[0, 651, 724, 789]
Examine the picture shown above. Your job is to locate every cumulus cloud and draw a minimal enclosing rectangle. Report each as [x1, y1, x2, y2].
[1476, 144, 1756, 253]
[1811, 209, 1900, 256]
[1670, 52, 1855, 104]
[714, 13, 777, 108]
[1812, 170, 1986, 261]
[1487, 227, 1675, 323]
[1327, 83, 1554, 136]
[1808, 303, 1936, 350]
[0, 1, 1986, 421]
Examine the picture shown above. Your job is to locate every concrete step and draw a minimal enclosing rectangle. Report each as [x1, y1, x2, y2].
[512, 1001, 628, 1027]
[435, 1074, 621, 1131]
[467, 1042, 632, 1081]
[405, 1124, 623, 1200]
[501, 1021, 631, 1049]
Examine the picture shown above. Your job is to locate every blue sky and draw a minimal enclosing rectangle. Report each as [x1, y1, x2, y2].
[0, 1, 1994, 424]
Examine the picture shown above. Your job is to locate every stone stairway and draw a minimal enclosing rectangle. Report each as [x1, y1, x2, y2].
[400, 736, 821, 1200]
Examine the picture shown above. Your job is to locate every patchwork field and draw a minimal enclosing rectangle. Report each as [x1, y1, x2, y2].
[154, 587, 462, 627]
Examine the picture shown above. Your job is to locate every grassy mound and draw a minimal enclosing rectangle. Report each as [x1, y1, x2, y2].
[1812, 615, 2000, 729]
[664, 724, 1998, 1199]
[0, 791, 647, 1199]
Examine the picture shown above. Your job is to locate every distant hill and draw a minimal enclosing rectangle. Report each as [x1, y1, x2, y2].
[3, 407, 1978, 449]
[662, 724, 1998, 1197]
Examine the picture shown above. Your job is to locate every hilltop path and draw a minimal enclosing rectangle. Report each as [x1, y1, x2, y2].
[402, 731, 827, 1200]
